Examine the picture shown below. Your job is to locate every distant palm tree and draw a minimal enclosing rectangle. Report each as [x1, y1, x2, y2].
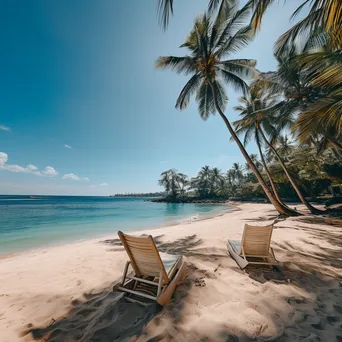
[156, 4, 295, 215]
[225, 168, 240, 197]
[233, 85, 287, 207]
[245, 154, 262, 172]
[159, 169, 186, 198]
[176, 172, 189, 196]
[191, 165, 213, 198]
[210, 167, 225, 196]
[276, 135, 294, 160]
[231, 163, 244, 186]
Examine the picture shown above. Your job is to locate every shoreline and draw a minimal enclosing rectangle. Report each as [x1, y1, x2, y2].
[2, 202, 341, 341]
[0, 203, 237, 260]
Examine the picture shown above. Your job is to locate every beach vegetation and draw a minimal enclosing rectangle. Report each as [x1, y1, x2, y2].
[156, 0, 341, 215]
[158, 144, 341, 204]
[155, 3, 297, 215]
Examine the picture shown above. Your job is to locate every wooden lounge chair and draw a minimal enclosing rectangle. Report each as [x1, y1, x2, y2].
[117, 231, 187, 306]
[227, 224, 279, 269]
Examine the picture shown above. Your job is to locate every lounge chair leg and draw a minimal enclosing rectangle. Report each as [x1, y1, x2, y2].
[157, 270, 163, 297]
[270, 247, 278, 262]
[132, 279, 138, 290]
[121, 261, 130, 285]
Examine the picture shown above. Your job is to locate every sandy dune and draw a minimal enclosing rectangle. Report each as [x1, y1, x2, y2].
[1, 203, 342, 341]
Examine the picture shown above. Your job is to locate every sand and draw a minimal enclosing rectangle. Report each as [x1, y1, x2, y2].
[0, 203, 342, 341]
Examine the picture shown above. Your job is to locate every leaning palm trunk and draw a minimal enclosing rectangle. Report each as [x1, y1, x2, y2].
[255, 129, 288, 208]
[209, 82, 298, 216]
[258, 128, 323, 214]
[328, 138, 342, 152]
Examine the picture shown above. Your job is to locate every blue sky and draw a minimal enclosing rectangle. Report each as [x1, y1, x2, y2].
[0, 0, 307, 195]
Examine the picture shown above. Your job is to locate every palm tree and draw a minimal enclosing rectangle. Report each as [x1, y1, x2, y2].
[231, 163, 244, 186]
[210, 167, 225, 196]
[156, 4, 296, 215]
[235, 78, 324, 213]
[176, 172, 189, 196]
[275, 135, 294, 160]
[253, 52, 332, 214]
[250, 0, 342, 155]
[225, 168, 240, 197]
[191, 165, 213, 198]
[158, 169, 185, 198]
[233, 85, 287, 207]
[245, 154, 262, 172]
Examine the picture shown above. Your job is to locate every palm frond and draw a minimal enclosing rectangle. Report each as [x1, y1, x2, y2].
[196, 80, 216, 120]
[155, 56, 196, 75]
[290, 0, 311, 19]
[294, 89, 342, 142]
[275, 9, 322, 56]
[218, 68, 249, 93]
[209, 0, 236, 50]
[180, 15, 209, 52]
[233, 105, 247, 112]
[246, 0, 276, 33]
[217, 25, 254, 58]
[212, 79, 229, 113]
[218, 59, 257, 78]
[311, 0, 342, 32]
[213, 3, 252, 50]
[175, 74, 202, 110]
[157, 0, 173, 31]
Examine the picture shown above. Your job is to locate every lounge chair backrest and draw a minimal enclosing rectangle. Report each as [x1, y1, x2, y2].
[118, 231, 169, 283]
[241, 224, 273, 257]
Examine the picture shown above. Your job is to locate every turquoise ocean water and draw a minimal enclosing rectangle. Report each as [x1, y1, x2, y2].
[0, 195, 231, 255]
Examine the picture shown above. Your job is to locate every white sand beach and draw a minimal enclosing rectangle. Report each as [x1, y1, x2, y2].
[1, 203, 342, 341]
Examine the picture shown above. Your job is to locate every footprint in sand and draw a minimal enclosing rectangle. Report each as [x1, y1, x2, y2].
[194, 278, 206, 287]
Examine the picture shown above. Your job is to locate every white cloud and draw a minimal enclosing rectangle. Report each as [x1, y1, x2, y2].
[0, 152, 58, 177]
[5, 164, 26, 172]
[62, 173, 89, 181]
[0, 125, 11, 131]
[89, 185, 96, 188]
[64, 144, 72, 149]
[42, 166, 59, 177]
[0, 152, 8, 166]
[27, 164, 38, 171]
[100, 182, 108, 186]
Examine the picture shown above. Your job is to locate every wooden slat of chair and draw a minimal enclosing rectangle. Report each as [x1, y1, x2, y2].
[118, 231, 169, 283]
[241, 224, 274, 257]
[117, 231, 187, 306]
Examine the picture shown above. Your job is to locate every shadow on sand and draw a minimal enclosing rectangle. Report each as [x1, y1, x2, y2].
[23, 219, 342, 341]
[22, 291, 161, 342]
[22, 235, 206, 342]
[244, 217, 342, 341]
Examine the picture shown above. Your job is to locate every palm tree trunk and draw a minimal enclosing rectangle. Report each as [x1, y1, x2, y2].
[328, 138, 342, 151]
[255, 129, 288, 208]
[209, 82, 298, 216]
[258, 127, 323, 214]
